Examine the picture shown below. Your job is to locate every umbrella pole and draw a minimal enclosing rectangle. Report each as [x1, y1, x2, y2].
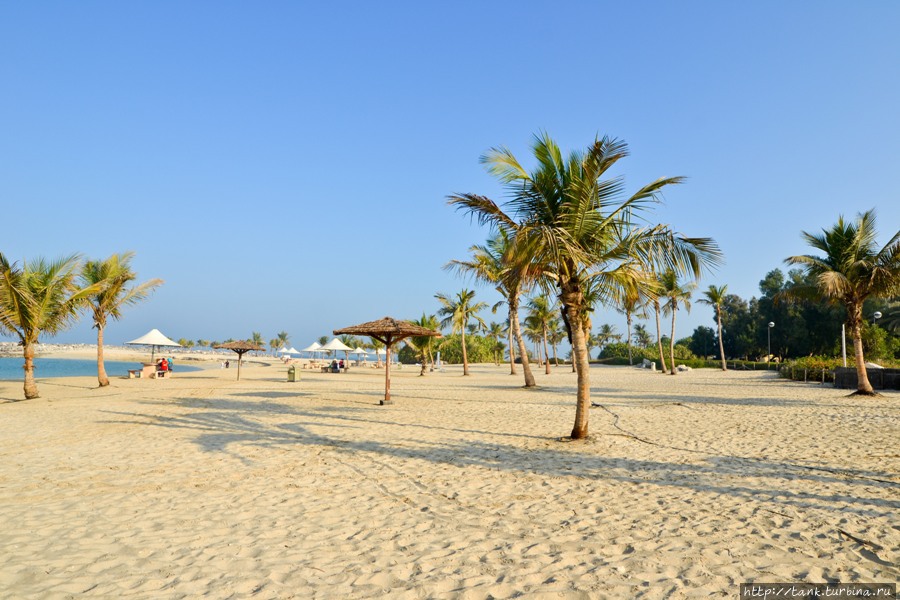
[382, 344, 392, 405]
[237, 351, 243, 381]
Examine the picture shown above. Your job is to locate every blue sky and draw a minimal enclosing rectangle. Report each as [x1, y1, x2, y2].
[2, 2, 898, 350]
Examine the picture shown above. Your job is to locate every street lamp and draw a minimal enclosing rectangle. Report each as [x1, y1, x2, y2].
[767, 322, 775, 367]
[873, 311, 882, 324]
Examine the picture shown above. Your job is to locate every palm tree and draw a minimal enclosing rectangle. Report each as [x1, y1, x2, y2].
[593, 323, 620, 358]
[445, 230, 539, 385]
[406, 313, 441, 375]
[660, 269, 696, 375]
[197, 339, 210, 349]
[617, 291, 648, 366]
[450, 133, 720, 438]
[79, 253, 163, 386]
[698, 284, 728, 371]
[547, 318, 564, 366]
[277, 331, 290, 346]
[526, 294, 555, 374]
[250, 332, 265, 355]
[632, 323, 653, 348]
[435, 288, 487, 375]
[269, 338, 281, 356]
[486, 321, 505, 365]
[651, 292, 669, 373]
[0, 254, 97, 399]
[784, 209, 900, 395]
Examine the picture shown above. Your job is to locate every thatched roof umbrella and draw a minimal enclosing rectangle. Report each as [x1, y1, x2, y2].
[213, 341, 264, 381]
[334, 317, 441, 405]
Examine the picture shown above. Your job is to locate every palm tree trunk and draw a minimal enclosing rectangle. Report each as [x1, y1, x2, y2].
[561, 281, 591, 440]
[849, 304, 875, 394]
[654, 301, 668, 373]
[96, 325, 109, 387]
[23, 341, 39, 400]
[716, 311, 727, 371]
[626, 313, 634, 365]
[508, 326, 517, 375]
[542, 328, 551, 374]
[509, 297, 536, 387]
[461, 327, 469, 376]
[669, 305, 678, 375]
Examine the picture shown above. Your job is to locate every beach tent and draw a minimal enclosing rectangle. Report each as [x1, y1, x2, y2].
[352, 347, 369, 363]
[277, 346, 289, 355]
[287, 346, 300, 355]
[301, 342, 321, 359]
[319, 338, 355, 368]
[334, 317, 440, 405]
[126, 328, 181, 362]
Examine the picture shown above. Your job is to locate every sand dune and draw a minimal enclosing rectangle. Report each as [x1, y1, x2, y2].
[1, 359, 897, 598]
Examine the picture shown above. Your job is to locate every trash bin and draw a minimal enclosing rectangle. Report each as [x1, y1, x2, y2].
[287, 365, 297, 382]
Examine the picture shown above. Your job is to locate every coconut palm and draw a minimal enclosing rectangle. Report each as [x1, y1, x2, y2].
[485, 321, 506, 365]
[632, 323, 653, 348]
[526, 294, 555, 374]
[435, 288, 487, 376]
[276, 331, 290, 348]
[445, 230, 539, 385]
[79, 253, 163, 386]
[406, 313, 441, 375]
[269, 338, 281, 356]
[617, 290, 648, 366]
[547, 318, 564, 366]
[784, 209, 900, 395]
[651, 292, 669, 373]
[450, 133, 720, 438]
[250, 331, 265, 355]
[0, 253, 98, 399]
[593, 323, 620, 358]
[698, 284, 729, 371]
[659, 269, 696, 375]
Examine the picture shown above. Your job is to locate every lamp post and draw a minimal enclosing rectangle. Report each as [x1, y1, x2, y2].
[873, 311, 882, 324]
[767, 322, 775, 368]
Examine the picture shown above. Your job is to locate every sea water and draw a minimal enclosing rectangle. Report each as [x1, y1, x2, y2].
[0, 357, 201, 380]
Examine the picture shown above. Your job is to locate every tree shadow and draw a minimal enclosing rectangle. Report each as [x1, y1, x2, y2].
[100, 399, 899, 518]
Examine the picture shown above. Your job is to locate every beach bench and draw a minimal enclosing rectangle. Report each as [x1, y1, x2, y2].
[155, 370, 169, 378]
[128, 369, 142, 378]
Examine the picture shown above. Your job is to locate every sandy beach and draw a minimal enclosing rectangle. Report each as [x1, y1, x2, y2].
[0, 351, 897, 599]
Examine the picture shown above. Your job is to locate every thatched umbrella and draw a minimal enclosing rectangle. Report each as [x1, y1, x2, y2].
[213, 341, 264, 381]
[334, 317, 441, 405]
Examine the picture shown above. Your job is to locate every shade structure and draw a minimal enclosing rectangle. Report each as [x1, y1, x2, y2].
[334, 317, 441, 405]
[213, 341, 264, 380]
[126, 328, 181, 362]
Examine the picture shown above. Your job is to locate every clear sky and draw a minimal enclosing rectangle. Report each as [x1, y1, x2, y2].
[2, 2, 898, 350]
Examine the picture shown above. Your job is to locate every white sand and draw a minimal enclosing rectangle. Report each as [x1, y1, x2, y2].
[1, 356, 897, 599]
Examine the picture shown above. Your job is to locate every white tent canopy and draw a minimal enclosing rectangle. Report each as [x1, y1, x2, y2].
[277, 346, 290, 354]
[287, 347, 300, 354]
[126, 329, 181, 361]
[319, 338, 354, 352]
[301, 342, 322, 353]
[127, 329, 180, 347]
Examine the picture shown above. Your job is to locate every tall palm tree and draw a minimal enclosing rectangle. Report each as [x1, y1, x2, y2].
[526, 294, 555, 374]
[0, 253, 97, 399]
[593, 323, 620, 358]
[651, 293, 669, 373]
[404, 313, 441, 375]
[250, 331, 265, 355]
[276, 331, 290, 349]
[617, 290, 648, 366]
[547, 318, 564, 366]
[450, 132, 721, 438]
[269, 337, 281, 356]
[435, 288, 487, 375]
[486, 321, 505, 365]
[784, 209, 900, 395]
[79, 252, 163, 386]
[659, 269, 696, 375]
[445, 230, 539, 385]
[698, 284, 729, 371]
[632, 323, 653, 348]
